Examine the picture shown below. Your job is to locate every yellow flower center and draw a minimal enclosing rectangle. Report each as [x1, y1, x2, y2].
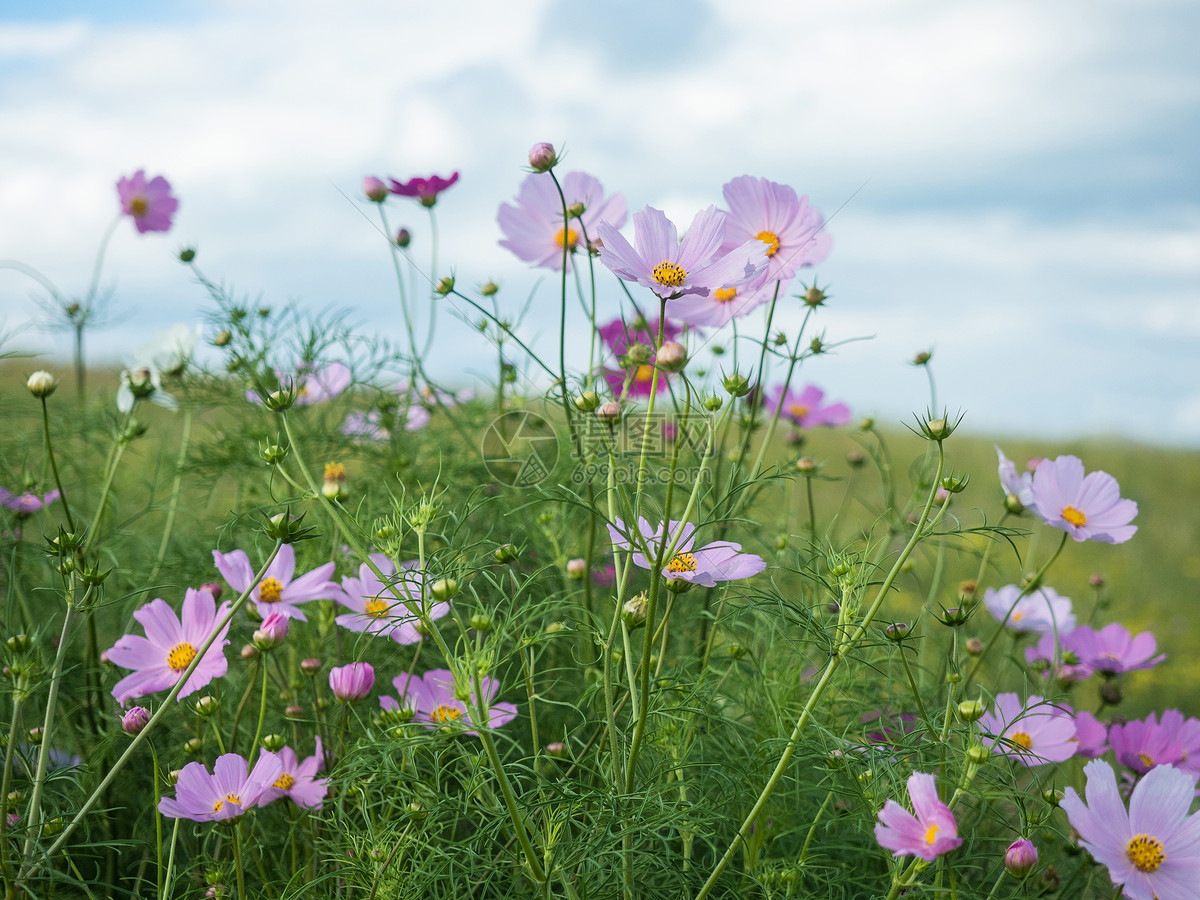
[167, 642, 197, 672]
[635, 364, 654, 383]
[258, 577, 283, 604]
[130, 196, 149, 217]
[274, 772, 296, 790]
[364, 597, 390, 618]
[432, 704, 463, 724]
[924, 823, 940, 845]
[1010, 731, 1033, 750]
[788, 404, 809, 419]
[1012, 610, 1025, 623]
[212, 792, 242, 813]
[554, 227, 579, 250]
[1126, 834, 1165, 872]
[324, 462, 346, 480]
[1139, 752, 1155, 768]
[652, 261, 687, 287]
[666, 552, 698, 574]
[713, 287, 738, 303]
[1061, 505, 1088, 527]
[755, 230, 780, 257]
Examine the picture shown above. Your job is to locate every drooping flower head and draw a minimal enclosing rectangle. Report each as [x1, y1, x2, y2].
[598, 316, 682, 398]
[766, 384, 851, 428]
[1065, 623, 1165, 676]
[1029, 455, 1137, 543]
[607, 517, 766, 588]
[498, 171, 626, 273]
[995, 445, 1035, 510]
[1062, 760, 1200, 900]
[720, 175, 831, 284]
[117, 169, 179, 234]
[977, 693, 1077, 765]
[106, 588, 232, 705]
[0, 487, 60, 515]
[213, 543, 342, 623]
[388, 172, 459, 207]
[596, 206, 768, 300]
[379, 668, 518, 735]
[158, 752, 283, 822]
[260, 738, 328, 809]
[982, 584, 1076, 636]
[874, 771, 962, 861]
[335, 554, 450, 645]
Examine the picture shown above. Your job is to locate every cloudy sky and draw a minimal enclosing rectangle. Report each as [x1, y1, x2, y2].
[2, 0, 1197, 445]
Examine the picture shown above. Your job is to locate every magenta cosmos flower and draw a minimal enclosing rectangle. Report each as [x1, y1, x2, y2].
[982, 584, 1076, 636]
[329, 662, 375, 701]
[117, 169, 179, 234]
[380, 668, 518, 735]
[1109, 711, 1200, 776]
[978, 693, 1077, 765]
[1063, 760, 1200, 900]
[498, 171, 626, 273]
[336, 554, 450, 644]
[1029, 455, 1137, 543]
[0, 487, 60, 514]
[607, 517, 766, 587]
[158, 752, 282, 822]
[720, 175, 831, 284]
[260, 738, 328, 809]
[598, 315, 682, 398]
[107, 589, 231, 705]
[995, 446, 1035, 509]
[1064, 623, 1165, 676]
[874, 771, 962, 861]
[388, 172, 459, 207]
[213, 543, 342, 623]
[596, 206, 768, 301]
[766, 384, 851, 428]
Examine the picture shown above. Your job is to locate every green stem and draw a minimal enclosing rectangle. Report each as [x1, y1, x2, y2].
[41, 398, 76, 535]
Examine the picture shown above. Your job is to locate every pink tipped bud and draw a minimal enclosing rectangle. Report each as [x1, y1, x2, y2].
[300, 657, 322, 675]
[199, 582, 223, 601]
[329, 662, 374, 701]
[546, 741, 567, 757]
[121, 706, 150, 735]
[565, 558, 587, 580]
[596, 401, 622, 423]
[1005, 839, 1038, 877]
[253, 611, 289, 650]
[363, 176, 389, 203]
[654, 341, 687, 372]
[395, 228, 411, 248]
[528, 142, 557, 172]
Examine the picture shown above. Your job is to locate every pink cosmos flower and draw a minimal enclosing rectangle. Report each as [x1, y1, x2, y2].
[1109, 711, 1200, 776]
[1064, 623, 1165, 676]
[1029, 455, 1137, 543]
[388, 172, 459, 207]
[1062, 760, 1200, 900]
[874, 771, 962, 861]
[0, 487, 60, 514]
[1071, 710, 1110, 759]
[260, 738, 328, 809]
[379, 668, 518, 735]
[720, 175, 831, 284]
[158, 752, 282, 822]
[598, 316, 682, 398]
[982, 584, 1076, 636]
[977, 693, 1077, 765]
[336, 554, 450, 645]
[766, 384, 851, 428]
[607, 517, 766, 587]
[342, 406, 430, 442]
[117, 170, 179, 234]
[106, 588, 231, 705]
[596, 206, 768, 301]
[1025, 632, 1093, 685]
[329, 662, 375, 702]
[213, 544, 342, 623]
[995, 446, 1035, 509]
[498, 171, 626, 273]
[667, 271, 778, 329]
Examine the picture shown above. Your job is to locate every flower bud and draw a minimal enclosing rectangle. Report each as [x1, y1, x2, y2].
[1041, 787, 1063, 808]
[121, 706, 151, 735]
[622, 593, 648, 628]
[430, 578, 458, 602]
[596, 401, 622, 423]
[253, 612, 289, 650]
[480, 281, 499, 296]
[665, 577, 693, 594]
[470, 614, 492, 631]
[1099, 681, 1123, 707]
[938, 606, 971, 627]
[573, 390, 600, 412]
[803, 285, 827, 308]
[655, 341, 687, 372]
[795, 457, 818, 475]
[528, 142, 557, 172]
[884, 622, 910, 642]
[435, 276, 455, 296]
[565, 558, 587, 580]
[966, 637, 984, 655]
[494, 543, 518, 563]
[6, 635, 31, 655]
[26, 371, 58, 399]
[1005, 839, 1038, 877]
[566, 201, 585, 219]
[195, 696, 218, 717]
[285, 704, 305, 719]
[329, 662, 374, 702]
[1089, 574, 1105, 588]
[623, 343, 651, 366]
[940, 474, 969, 494]
[27, 726, 43, 744]
[727, 643, 748, 660]
[546, 741, 568, 758]
[363, 176, 389, 203]
[957, 699, 984, 722]
[261, 734, 286, 753]
[178, 247, 196, 263]
[241, 644, 258, 660]
[722, 372, 751, 397]
[212, 330, 232, 347]
[184, 737, 203, 755]
[912, 350, 932, 366]
[846, 450, 866, 468]
[921, 416, 955, 441]
[395, 228, 411, 248]
[965, 743, 990, 765]
[703, 394, 723, 412]
[300, 657, 322, 675]
[809, 337, 824, 355]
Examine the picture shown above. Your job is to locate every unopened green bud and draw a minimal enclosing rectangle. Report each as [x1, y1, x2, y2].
[435, 276, 455, 296]
[574, 390, 600, 412]
[480, 281, 499, 296]
[703, 394, 723, 412]
[803, 285, 827, 307]
[260, 443, 289, 466]
[722, 372, 751, 397]
[195, 696, 218, 717]
[26, 371, 58, 399]
[470, 614, 492, 632]
[958, 699, 984, 722]
[727, 643, 748, 659]
[183, 737, 203, 755]
[6, 635, 31, 655]
[430, 578, 458, 602]
[494, 543, 518, 563]
[966, 743, 990, 765]
[262, 734, 285, 753]
[178, 247, 196, 263]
